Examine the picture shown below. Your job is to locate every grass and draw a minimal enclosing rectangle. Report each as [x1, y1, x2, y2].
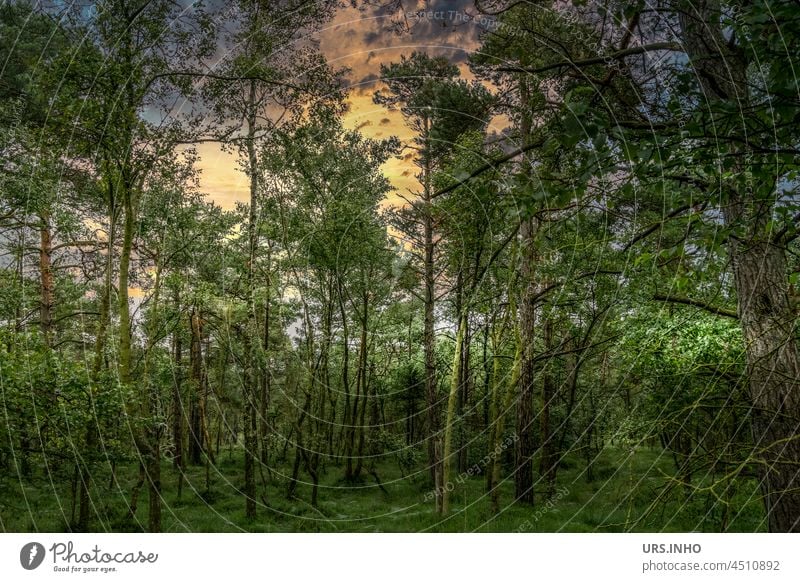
[0, 446, 766, 532]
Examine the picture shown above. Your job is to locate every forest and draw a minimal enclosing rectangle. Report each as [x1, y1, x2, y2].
[0, 0, 799, 533]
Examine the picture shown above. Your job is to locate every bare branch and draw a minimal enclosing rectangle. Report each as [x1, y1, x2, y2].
[653, 293, 738, 319]
[497, 42, 684, 76]
[432, 138, 547, 199]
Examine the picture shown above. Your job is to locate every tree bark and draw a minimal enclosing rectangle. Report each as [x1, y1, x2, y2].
[679, 0, 800, 531]
[514, 78, 537, 505]
[352, 291, 370, 479]
[340, 279, 355, 480]
[243, 78, 259, 519]
[725, 200, 800, 531]
[78, 206, 116, 531]
[38, 212, 54, 345]
[188, 308, 205, 465]
[421, 114, 443, 511]
[260, 246, 272, 465]
[442, 312, 466, 513]
[171, 288, 184, 498]
[515, 215, 537, 505]
[539, 314, 556, 499]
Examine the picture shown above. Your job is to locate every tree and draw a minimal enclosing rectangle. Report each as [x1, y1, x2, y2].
[263, 106, 397, 505]
[376, 52, 492, 512]
[204, 0, 343, 519]
[33, 0, 218, 532]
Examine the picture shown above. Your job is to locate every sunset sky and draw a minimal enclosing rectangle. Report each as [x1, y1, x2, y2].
[195, 1, 493, 210]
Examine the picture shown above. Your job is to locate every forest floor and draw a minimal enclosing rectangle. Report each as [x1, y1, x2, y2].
[0, 447, 766, 532]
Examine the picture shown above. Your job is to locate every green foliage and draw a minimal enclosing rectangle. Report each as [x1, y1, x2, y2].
[0, 332, 127, 474]
[1, 0, 797, 533]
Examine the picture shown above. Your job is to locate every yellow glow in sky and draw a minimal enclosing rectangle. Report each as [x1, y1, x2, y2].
[195, 4, 486, 211]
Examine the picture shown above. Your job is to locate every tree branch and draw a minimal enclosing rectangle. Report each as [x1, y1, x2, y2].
[144, 71, 302, 96]
[432, 137, 547, 199]
[653, 293, 738, 319]
[497, 42, 684, 76]
[622, 202, 706, 252]
[530, 270, 623, 304]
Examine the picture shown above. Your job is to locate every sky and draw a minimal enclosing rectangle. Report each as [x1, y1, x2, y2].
[195, 0, 495, 210]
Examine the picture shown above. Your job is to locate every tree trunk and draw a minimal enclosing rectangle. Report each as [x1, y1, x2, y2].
[171, 291, 184, 498]
[38, 212, 54, 345]
[539, 314, 556, 499]
[78, 208, 115, 532]
[488, 310, 521, 514]
[260, 246, 272, 465]
[514, 78, 537, 506]
[679, 0, 800, 531]
[118, 192, 158, 530]
[352, 295, 369, 479]
[242, 370, 258, 518]
[143, 264, 164, 533]
[442, 312, 466, 514]
[243, 78, 260, 519]
[188, 308, 206, 465]
[457, 313, 471, 473]
[421, 115, 442, 511]
[118, 197, 134, 388]
[726, 200, 800, 531]
[515, 215, 537, 505]
[340, 280, 354, 480]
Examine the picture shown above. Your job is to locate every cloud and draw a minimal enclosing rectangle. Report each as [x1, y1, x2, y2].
[197, 3, 486, 210]
[400, 0, 489, 45]
[359, 72, 379, 84]
[363, 30, 383, 46]
[350, 72, 380, 96]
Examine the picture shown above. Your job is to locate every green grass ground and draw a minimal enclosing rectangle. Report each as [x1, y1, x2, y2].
[0, 447, 766, 532]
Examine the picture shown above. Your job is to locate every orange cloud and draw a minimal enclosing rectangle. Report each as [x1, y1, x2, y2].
[196, 3, 489, 210]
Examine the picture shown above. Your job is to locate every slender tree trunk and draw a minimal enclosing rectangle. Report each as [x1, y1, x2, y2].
[118, 192, 151, 522]
[78, 208, 115, 531]
[442, 312, 466, 513]
[118, 190, 159, 531]
[514, 78, 537, 505]
[539, 315, 556, 499]
[118, 196, 134, 388]
[458, 313, 471, 473]
[487, 304, 520, 514]
[482, 319, 491, 430]
[259, 246, 272, 465]
[143, 264, 164, 533]
[353, 292, 369, 479]
[188, 308, 205, 465]
[243, 78, 259, 519]
[421, 115, 442, 511]
[172, 293, 183, 469]
[317, 281, 333, 471]
[242, 367, 257, 518]
[38, 212, 54, 345]
[339, 280, 354, 480]
[171, 290, 184, 498]
[515, 215, 537, 505]
[13, 231, 24, 333]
